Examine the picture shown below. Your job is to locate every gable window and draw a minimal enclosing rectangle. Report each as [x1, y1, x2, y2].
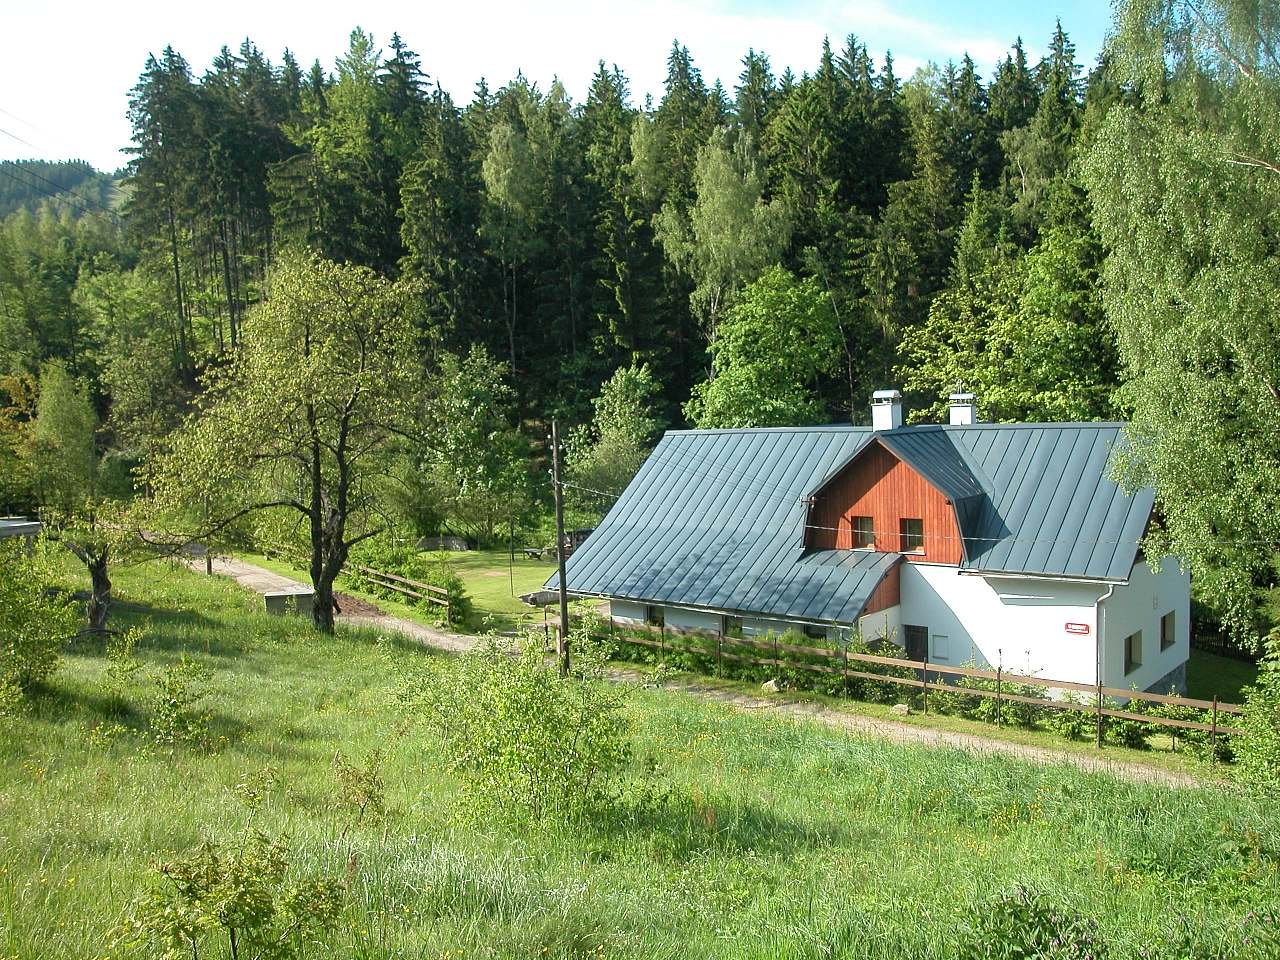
[646, 605, 664, 628]
[1124, 630, 1142, 675]
[1160, 612, 1175, 651]
[899, 518, 924, 553]
[851, 516, 875, 549]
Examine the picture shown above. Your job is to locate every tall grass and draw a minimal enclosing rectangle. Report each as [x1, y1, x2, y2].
[0, 559, 1274, 958]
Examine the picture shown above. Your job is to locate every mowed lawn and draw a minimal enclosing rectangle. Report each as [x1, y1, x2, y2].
[1, 560, 1277, 959]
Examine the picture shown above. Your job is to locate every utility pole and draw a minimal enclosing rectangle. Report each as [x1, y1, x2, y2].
[551, 419, 570, 676]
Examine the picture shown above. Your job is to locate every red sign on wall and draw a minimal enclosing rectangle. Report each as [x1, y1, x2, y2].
[1065, 622, 1091, 635]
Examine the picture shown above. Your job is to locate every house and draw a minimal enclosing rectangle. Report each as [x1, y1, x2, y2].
[551, 391, 1190, 694]
[0, 517, 42, 544]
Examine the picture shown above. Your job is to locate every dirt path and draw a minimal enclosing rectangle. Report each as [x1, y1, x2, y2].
[201, 557, 1201, 789]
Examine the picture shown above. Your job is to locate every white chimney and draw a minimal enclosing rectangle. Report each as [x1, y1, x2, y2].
[871, 389, 903, 431]
[948, 392, 977, 426]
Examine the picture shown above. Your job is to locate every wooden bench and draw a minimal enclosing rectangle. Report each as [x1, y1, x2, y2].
[522, 547, 547, 560]
[264, 590, 315, 617]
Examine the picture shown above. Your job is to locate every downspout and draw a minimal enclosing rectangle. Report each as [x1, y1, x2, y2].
[1094, 583, 1117, 749]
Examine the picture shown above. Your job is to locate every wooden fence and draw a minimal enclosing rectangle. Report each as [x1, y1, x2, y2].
[260, 543, 452, 621]
[555, 617, 1245, 751]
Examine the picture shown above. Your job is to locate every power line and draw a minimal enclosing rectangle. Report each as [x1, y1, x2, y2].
[0, 163, 122, 226]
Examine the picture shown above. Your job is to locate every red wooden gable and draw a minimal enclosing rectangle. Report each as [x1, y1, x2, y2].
[807, 440, 963, 565]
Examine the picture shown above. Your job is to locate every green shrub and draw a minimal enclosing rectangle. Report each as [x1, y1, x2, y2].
[149, 655, 213, 747]
[118, 830, 343, 960]
[347, 538, 470, 626]
[1235, 667, 1280, 796]
[959, 886, 1110, 959]
[0, 539, 79, 700]
[410, 623, 632, 821]
[1047, 693, 1093, 741]
[1103, 693, 1151, 750]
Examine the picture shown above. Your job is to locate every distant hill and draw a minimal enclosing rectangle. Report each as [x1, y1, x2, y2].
[0, 159, 119, 219]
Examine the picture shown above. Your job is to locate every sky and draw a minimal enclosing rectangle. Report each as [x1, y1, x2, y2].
[0, 0, 1112, 174]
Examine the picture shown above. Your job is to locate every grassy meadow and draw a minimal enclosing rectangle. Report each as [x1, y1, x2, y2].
[1, 559, 1277, 959]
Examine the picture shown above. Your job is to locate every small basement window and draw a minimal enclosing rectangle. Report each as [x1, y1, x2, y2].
[722, 615, 744, 638]
[646, 605, 664, 628]
[931, 634, 950, 662]
[851, 515, 875, 549]
[1124, 630, 1142, 675]
[899, 518, 924, 553]
[1160, 611, 1175, 651]
[802, 623, 828, 640]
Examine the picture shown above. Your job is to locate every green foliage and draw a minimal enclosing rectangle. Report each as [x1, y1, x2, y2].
[654, 127, 791, 336]
[1083, 0, 1280, 642]
[900, 184, 1116, 424]
[0, 539, 79, 700]
[331, 750, 386, 836]
[347, 538, 471, 626]
[566, 362, 664, 512]
[119, 830, 343, 960]
[959, 886, 1107, 960]
[410, 627, 632, 820]
[400, 345, 530, 547]
[149, 654, 212, 747]
[145, 251, 422, 632]
[1235, 666, 1280, 797]
[686, 266, 840, 427]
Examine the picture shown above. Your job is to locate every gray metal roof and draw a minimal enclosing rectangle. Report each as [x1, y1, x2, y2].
[553, 422, 1154, 623]
[0, 518, 41, 539]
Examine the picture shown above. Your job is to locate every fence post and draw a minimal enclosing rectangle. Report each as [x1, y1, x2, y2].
[716, 628, 722, 676]
[841, 639, 848, 689]
[773, 633, 779, 668]
[922, 651, 929, 714]
[995, 664, 1003, 727]
[1211, 695, 1219, 768]
[660, 622, 666, 663]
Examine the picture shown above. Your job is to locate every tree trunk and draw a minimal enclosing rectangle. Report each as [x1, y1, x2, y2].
[86, 547, 112, 633]
[312, 568, 337, 633]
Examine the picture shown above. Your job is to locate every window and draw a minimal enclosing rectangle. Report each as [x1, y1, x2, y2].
[646, 605, 664, 628]
[851, 515, 875, 549]
[899, 517, 924, 553]
[1124, 630, 1142, 675]
[931, 634, 950, 662]
[803, 623, 828, 640]
[1160, 611, 1175, 651]
[722, 615, 743, 638]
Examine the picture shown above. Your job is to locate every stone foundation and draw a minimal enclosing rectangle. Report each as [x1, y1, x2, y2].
[1145, 660, 1187, 696]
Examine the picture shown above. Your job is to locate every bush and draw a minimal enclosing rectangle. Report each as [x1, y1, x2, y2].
[410, 622, 631, 821]
[149, 655, 212, 747]
[118, 830, 343, 960]
[959, 886, 1110, 960]
[1235, 667, 1280, 796]
[0, 539, 79, 701]
[347, 537, 470, 626]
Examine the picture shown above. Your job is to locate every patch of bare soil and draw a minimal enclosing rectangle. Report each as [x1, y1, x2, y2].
[335, 592, 385, 617]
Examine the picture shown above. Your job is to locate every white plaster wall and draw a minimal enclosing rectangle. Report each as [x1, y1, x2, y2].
[899, 563, 1109, 685]
[857, 604, 902, 645]
[666, 606, 722, 633]
[1099, 559, 1191, 692]
[609, 600, 648, 624]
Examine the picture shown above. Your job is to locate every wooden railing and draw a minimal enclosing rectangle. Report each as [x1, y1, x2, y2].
[260, 543, 452, 621]
[555, 618, 1245, 751]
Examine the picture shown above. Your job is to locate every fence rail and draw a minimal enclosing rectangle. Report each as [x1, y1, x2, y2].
[260, 543, 451, 619]
[557, 617, 1245, 747]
